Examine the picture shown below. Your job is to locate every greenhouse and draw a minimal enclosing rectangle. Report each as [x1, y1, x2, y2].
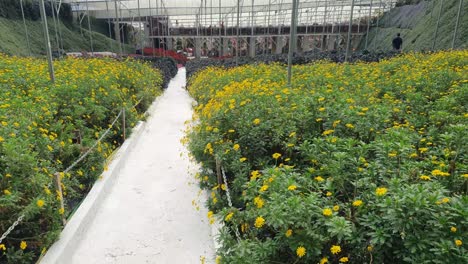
[0, 0, 467, 264]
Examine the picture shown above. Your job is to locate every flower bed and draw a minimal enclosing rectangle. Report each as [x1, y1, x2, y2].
[0, 54, 162, 262]
[187, 51, 467, 263]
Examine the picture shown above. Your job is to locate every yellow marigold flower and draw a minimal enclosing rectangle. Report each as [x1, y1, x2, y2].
[419, 147, 428, 153]
[320, 257, 328, 264]
[215, 256, 221, 264]
[47, 145, 53, 152]
[296, 246, 306, 258]
[431, 169, 450, 177]
[319, 107, 326, 112]
[228, 129, 235, 133]
[353, 200, 363, 207]
[0, 244, 6, 251]
[253, 118, 261, 125]
[441, 197, 450, 203]
[388, 151, 397, 157]
[285, 229, 293, 237]
[259, 185, 269, 192]
[20, 241, 27, 250]
[455, 239, 462, 246]
[37, 199, 45, 208]
[253, 196, 264, 208]
[323, 208, 333, 217]
[3, 189, 11, 195]
[233, 144, 240, 151]
[326, 191, 332, 197]
[58, 208, 65, 215]
[322, 129, 334, 136]
[367, 245, 373, 252]
[410, 152, 418, 158]
[333, 205, 340, 212]
[345, 123, 354, 129]
[451, 227, 457, 233]
[376, 187, 388, 196]
[420, 175, 431, 180]
[339, 257, 349, 263]
[315, 176, 325, 182]
[225, 212, 234, 222]
[0, 136, 4, 142]
[288, 185, 297, 191]
[254, 216, 265, 228]
[239, 157, 247, 162]
[250, 170, 260, 180]
[331, 245, 341, 254]
[272, 153, 281, 159]
[289, 132, 296, 137]
[316, 118, 323, 122]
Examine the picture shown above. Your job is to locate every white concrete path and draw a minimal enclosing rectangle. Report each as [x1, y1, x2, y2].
[70, 68, 215, 264]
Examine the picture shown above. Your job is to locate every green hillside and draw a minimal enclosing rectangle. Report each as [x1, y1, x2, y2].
[360, 0, 467, 51]
[0, 16, 133, 57]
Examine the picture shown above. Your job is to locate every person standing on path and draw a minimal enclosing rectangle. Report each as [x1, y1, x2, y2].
[392, 33, 403, 51]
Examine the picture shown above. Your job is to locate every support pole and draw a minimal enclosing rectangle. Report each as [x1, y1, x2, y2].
[54, 173, 66, 225]
[432, 0, 444, 50]
[287, 0, 299, 86]
[20, 0, 32, 56]
[137, 0, 144, 54]
[114, 0, 123, 56]
[39, 0, 55, 82]
[105, 0, 114, 52]
[85, 0, 94, 53]
[236, 0, 241, 65]
[452, 0, 463, 49]
[345, 0, 356, 62]
[122, 108, 126, 140]
[365, 0, 373, 49]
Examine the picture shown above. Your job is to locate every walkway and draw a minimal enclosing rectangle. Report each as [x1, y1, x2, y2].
[69, 68, 215, 264]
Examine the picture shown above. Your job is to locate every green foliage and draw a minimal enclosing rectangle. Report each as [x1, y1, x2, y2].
[0, 55, 163, 263]
[187, 51, 467, 263]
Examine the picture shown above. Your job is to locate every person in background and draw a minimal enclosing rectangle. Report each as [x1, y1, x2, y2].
[392, 33, 403, 51]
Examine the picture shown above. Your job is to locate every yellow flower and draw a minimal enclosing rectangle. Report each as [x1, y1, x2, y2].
[345, 123, 354, 129]
[228, 129, 235, 133]
[253, 118, 261, 125]
[225, 212, 234, 222]
[0, 136, 4, 142]
[315, 176, 325, 182]
[376, 187, 388, 196]
[318, 257, 328, 264]
[255, 216, 265, 228]
[253, 196, 264, 208]
[388, 151, 397, 157]
[326, 191, 332, 197]
[239, 157, 247, 162]
[455, 239, 462, 246]
[319, 107, 326, 112]
[0, 244, 6, 251]
[259, 185, 269, 192]
[233, 144, 240, 151]
[333, 205, 340, 211]
[419, 175, 431, 181]
[431, 169, 450, 177]
[352, 200, 363, 207]
[367, 245, 373, 252]
[215, 256, 221, 264]
[323, 208, 333, 217]
[37, 199, 45, 208]
[47, 145, 53, 151]
[250, 170, 260, 180]
[285, 229, 293, 237]
[331, 245, 341, 254]
[296, 246, 306, 258]
[58, 208, 65, 215]
[451, 227, 457, 233]
[3, 189, 11, 195]
[288, 185, 297, 191]
[272, 153, 281, 159]
[20, 241, 27, 250]
[322, 129, 334, 136]
[339, 257, 349, 263]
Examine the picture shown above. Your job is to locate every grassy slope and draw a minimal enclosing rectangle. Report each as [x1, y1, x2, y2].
[360, 0, 468, 51]
[0, 17, 133, 56]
